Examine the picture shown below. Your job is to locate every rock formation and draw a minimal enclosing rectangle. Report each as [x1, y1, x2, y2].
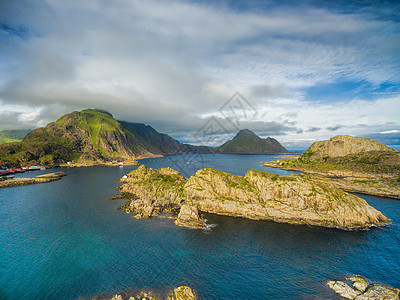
[100, 285, 197, 300]
[185, 168, 389, 228]
[175, 205, 206, 229]
[114, 165, 390, 229]
[302, 135, 395, 161]
[173, 286, 197, 300]
[327, 275, 399, 299]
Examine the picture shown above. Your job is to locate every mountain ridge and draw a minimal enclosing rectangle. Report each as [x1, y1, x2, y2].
[0, 109, 289, 166]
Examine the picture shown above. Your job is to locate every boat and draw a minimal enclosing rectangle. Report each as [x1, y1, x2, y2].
[28, 166, 41, 171]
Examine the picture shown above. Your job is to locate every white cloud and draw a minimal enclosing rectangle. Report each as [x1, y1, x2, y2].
[0, 0, 399, 148]
[380, 130, 400, 134]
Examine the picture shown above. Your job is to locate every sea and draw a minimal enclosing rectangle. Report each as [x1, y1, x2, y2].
[0, 154, 399, 299]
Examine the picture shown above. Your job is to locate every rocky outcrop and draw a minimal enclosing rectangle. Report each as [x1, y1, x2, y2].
[302, 135, 395, 161]
[116, 165, 185, 218]
[175, 205, 205, 229]
[114, 166, 390, 229]
[327, 275, 399, 299]
[97, 286, 196, 300]
[0, 173, 67, 188]
[173, 286, 197, 300]
[185, 168, 389, 229]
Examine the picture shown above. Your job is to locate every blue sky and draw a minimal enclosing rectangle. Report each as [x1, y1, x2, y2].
[0, 0, 399, 149]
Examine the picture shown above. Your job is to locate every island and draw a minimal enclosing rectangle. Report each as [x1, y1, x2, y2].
[264, 135, 400, 199]
[112, 165, 389, 230]
[0, 172, 67, 188]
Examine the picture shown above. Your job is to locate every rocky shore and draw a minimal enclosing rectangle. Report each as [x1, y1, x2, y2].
[0, 172, 67, 188]
[327, 275, 399, 299]
[90, 286, 197, 300]
[113, 165, 390, 229]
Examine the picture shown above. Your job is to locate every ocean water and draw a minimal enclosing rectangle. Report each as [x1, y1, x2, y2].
[0, 154, 399, 299]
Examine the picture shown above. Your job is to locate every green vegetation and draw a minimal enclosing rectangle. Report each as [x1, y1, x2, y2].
[0, 129, 31, 144]
[0, 108, 217, 167]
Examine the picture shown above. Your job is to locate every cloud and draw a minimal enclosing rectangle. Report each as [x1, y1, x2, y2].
[306, 127, 321, 133]
[326, 125, 343, 131]
[380, 130, 400, 134]
[0, 0, 399, 148]
[0, 109, 42, 130]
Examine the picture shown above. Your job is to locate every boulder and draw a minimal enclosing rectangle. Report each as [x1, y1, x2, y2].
[175, 205, 205, 229]
[327, 276, 400, 300]
[327, 280, 361, 299]
[173, 286, 197, 300]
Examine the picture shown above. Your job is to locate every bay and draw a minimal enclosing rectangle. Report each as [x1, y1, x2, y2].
[0, 154, 399, 299]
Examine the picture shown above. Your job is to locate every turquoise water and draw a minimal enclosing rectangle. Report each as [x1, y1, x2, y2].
[0, 154, 399, 299]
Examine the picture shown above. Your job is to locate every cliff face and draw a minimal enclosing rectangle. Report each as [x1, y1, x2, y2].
[302, 135, 395, 161]
[217, 129, 288, 154]
[115, 166, 390, 229]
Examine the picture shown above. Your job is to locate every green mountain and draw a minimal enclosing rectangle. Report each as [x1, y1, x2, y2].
[0, 129, 32, 144]
[0, 109, 211, 167]
[217, 129, 288, 154]
[0, 110, 289, 167]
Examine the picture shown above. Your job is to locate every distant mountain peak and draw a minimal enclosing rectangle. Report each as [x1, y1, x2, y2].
[217, 129, 288, 154]
[237, 129, 256, 135]
[235, 129, 259, 139]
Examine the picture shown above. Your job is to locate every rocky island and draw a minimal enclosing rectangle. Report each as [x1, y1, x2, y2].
[265, 135, 400, 199]
[327, 275, 399, 299]
[0, 172, 67, 188]
[113, 165, 389, 229]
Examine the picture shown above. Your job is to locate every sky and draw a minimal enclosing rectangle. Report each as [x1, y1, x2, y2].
[0, 0, 399, 150]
